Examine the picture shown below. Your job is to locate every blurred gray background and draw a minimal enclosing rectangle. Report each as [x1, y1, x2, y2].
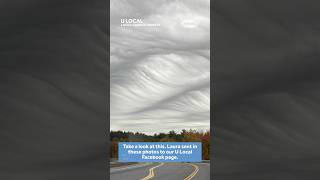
[214, 0, 320, 179]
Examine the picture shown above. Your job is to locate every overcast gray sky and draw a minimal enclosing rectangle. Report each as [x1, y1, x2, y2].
[110, 0, 210, 134]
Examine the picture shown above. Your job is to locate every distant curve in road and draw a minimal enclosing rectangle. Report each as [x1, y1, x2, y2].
[110, 163, 210, 180]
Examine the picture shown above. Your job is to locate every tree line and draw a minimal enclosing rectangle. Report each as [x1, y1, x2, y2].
[110, 129, 210, 160]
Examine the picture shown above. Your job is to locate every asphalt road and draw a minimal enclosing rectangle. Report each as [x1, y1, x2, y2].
[110, 163, 210, 180]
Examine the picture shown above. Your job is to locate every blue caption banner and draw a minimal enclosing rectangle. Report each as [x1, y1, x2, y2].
[118, 142, 202, 162]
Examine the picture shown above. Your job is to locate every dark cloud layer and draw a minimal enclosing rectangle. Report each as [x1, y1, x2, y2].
[0, 1, 107, 179]
[214, 0, 320, 179]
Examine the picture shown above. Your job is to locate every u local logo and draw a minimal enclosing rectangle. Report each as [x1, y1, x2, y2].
[120, 18, 160, 27]
[120, 18, 143, 24]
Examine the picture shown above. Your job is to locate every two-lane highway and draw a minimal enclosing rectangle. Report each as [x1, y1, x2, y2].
[110, 163, 210, 180]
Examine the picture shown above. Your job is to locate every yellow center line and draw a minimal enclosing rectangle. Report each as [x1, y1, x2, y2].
[140, 163, 164, 180]
[184, 163, 199, 180]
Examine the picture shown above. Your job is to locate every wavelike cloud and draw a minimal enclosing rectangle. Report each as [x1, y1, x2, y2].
[110, 0, 210, 134]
